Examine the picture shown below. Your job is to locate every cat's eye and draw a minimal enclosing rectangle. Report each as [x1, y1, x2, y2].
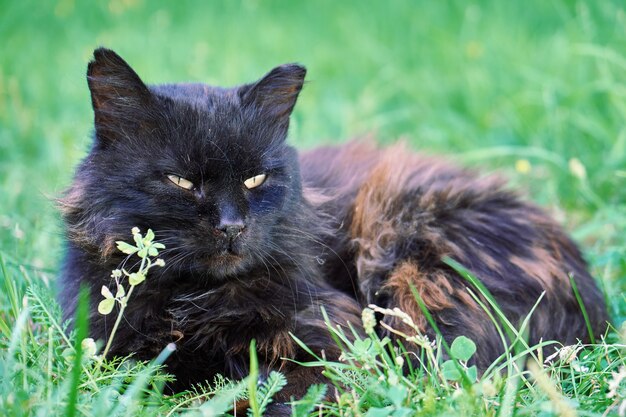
[243, 174, 267, 189]
[167, 174, 194, 190]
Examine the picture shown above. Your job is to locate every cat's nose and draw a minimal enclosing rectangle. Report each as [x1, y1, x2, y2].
[218, 222, 245, 240]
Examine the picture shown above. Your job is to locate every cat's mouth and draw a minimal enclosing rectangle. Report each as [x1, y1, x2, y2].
[197, 249, 248, 277]
[183, 233, 250, 277]
[213, 251, 242, 262]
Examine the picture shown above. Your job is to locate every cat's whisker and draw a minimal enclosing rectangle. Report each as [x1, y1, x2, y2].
[251, 245, 303, 319]
[273, 227, 357, 285]
[159, 250, 197, 276]
[252, 246, 279, 278]
[253, 249, 273, 281]
[259, 241, 320, 309]
[275, 225, 348, 255]
[254, 246, 291, 286]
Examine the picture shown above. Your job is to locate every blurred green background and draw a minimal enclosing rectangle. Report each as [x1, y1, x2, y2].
[1, 0, 625, 320]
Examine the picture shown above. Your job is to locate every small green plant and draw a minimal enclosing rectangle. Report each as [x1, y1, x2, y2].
[98, 227, 165, 358]
[441, 335, 478, 383]
[247, 340, 288, 417]
[291, 305, 488, 417]
[290, 383, 327, 416]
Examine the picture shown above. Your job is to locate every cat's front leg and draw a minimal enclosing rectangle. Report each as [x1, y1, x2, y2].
[258, 402, 293, 417]
[264, 365, 329, 416]
[264, 290, 364, 413]
[233, 398, 292, 417]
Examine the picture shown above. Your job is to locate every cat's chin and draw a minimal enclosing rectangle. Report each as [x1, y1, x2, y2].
[196, 252, 250, 278]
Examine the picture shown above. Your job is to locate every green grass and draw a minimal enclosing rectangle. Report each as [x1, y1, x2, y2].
[1, 0, 625, 415]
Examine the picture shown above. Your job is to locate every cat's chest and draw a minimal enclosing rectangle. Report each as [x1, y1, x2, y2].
[163, 280, 299, 352]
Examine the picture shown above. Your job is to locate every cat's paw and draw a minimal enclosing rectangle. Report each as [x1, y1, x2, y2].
[262, 402, 292, 417]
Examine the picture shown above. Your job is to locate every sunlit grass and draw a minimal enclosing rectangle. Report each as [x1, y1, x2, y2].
[1, 0, 625, 415]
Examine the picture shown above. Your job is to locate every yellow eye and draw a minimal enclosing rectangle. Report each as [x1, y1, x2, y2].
[243, 174, 267, 189]
[167, 174, 194, 190]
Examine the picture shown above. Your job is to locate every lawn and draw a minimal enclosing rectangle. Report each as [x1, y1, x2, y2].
[1, 0, 625, 415]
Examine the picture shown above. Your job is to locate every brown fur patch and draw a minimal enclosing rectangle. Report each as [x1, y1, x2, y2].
[510, 247, 569, 292]
[351, 168, 391, 239]
[57, 179, 84, 217]
[476, 250, 503, 275]
[382, 261, 453, 330]
[221, 328, 296, 364]
[58, 178, 118, 259]
[382, 260, 482, 331]
[349, 144, 414, 281]
[259, 331, 296, 370]
[100, 235, 118, 258]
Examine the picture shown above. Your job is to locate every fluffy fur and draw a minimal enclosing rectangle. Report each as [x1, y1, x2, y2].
[59, 49, 609, 412]
[58, 49, 362, 413]
[300, 140, 609, 368]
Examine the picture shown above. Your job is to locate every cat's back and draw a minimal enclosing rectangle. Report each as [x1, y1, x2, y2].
[300, 140, 489, 200]
[301, 140, 608, 365]
[300, 140, 510, 229]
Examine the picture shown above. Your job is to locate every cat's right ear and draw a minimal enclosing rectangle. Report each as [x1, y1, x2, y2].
[239, 64, 306, 123]
[87, 48, 153, 142]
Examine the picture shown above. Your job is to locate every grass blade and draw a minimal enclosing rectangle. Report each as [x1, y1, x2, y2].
[65, 286, 89, 417]
[569, 274, 596, 344]
[248, 339, 260, 417]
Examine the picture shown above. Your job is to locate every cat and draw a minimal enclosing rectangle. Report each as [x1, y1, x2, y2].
[58, 48, 363, 414]
[59, 47, 609, 414]
[300, 140, 610, 369]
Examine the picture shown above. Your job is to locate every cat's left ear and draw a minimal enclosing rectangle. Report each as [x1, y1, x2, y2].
[87, 48, 154, 143]
[239, 64, 306, 121]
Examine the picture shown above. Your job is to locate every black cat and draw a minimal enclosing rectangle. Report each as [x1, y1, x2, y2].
[59, 48, 609, 414]
[58, 48, 362, 413]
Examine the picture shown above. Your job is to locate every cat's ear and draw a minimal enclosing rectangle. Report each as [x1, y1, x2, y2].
[87, 48, 153, 142]
[239, 64, 306, 121]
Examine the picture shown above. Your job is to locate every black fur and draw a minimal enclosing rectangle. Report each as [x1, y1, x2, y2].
[59, 49, 609, 411]
[59, 49, 362, 409]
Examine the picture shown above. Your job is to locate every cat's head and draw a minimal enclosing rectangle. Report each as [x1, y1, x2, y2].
[61, 48, 307, 279]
